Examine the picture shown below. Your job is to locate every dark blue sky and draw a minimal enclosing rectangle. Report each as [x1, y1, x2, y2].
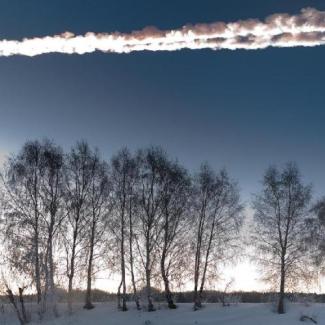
[0, 0, 324, 201]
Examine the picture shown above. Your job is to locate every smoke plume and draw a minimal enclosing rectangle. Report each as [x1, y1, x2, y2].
[0, 7, 324, 56]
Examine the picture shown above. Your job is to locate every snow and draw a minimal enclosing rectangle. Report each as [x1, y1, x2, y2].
[1, 302, 324, 324]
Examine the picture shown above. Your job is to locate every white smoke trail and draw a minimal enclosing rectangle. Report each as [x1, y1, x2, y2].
[0, 7, 324, 56]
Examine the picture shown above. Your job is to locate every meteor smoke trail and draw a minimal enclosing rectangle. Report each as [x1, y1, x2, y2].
[0, 7, 324, 56]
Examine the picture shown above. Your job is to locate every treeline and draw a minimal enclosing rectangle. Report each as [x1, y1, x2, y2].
[2, 289, 324, 305]
[0, 139, 325, 323]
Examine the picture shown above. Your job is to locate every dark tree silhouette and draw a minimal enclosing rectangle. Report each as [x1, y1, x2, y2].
[63, 141, 94, 313]
[84, 150, 111, 310]
[192, 164, 243, 310]
[110, 148, 137, 311]
[1, 141, 45, 308]
[252, 163, 313, 314]
[158, 159, 191, 309]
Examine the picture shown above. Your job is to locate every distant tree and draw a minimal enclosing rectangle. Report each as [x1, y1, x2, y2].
[192, 164, 242, 310]
[219, 278, 235, 306]
[307, 198, 325, 275]
[252, 163, 313, 314]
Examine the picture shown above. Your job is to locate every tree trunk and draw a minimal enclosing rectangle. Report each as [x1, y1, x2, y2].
[161, 266, 175, 309]
[33, 171, 42, 306]
[42, 243, 50, 317]
[18, 288, 29, 324]
[193, 283, 202, 310]
[48, 229, 59, 317]
[68, 229, 77, 314]
[161, 248, 176, 309]
[128, 200, 141, 310]
[6, 288, 26, 325]
[161, 209, 177, 310]
[84, 220, 96, 310]
[67, 272, 74, 314]
[130, 266, 140, 310]
[193, 249, 201, 310]
[146, 269, 154, 312]
[146, 233, 154, 312]
[193, 224, 203, 310]
[193, 201, 208, 311]
[278, 258, 286, 314]
[120, 207, 127, 311]
[117, 280, 122, 310]
[34, 219, 42, 305]
[197, 219, 215, 310]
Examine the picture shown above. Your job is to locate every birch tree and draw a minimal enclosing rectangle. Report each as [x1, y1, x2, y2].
[192, 163, 242, 310]
[63, 141, 94, 313]
[158, 160, 190, 309]
[252, 163, 312, 314]
[136, 147, 167, 311]
[309, 199, 325, 270]
[0, 141, 45, 306]
[110, 148, 138, 311]
[84, 151, 111, 310]
[127, 183, 141, 310]
[39, 140, 65, 316]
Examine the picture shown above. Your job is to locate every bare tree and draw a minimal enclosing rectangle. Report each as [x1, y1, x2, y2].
[39, 140, 65, 317]
[0, 141, 45, 306]
[136, 147, 167, 311]
[84, 151, 111, 310]
[219, 278, 234, 307]
[5, 286, 29, 325]
[192, 164, 242, 310]
[63, 141, 94, 313]
[127, 189, 141, 310]
[110, 148, 139, 311]
[305, 198, 325, 282]
[0, 268, 32, 324]
[158, 160, 190, 309]
[252, 162, 312, 314]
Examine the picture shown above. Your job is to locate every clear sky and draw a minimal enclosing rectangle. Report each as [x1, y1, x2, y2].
[0, 0, 324, 291]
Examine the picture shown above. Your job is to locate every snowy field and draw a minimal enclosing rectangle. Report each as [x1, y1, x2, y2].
[1, 302, 324, 325]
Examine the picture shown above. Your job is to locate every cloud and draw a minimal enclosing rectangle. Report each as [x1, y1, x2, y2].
[0, 7, 324, 56]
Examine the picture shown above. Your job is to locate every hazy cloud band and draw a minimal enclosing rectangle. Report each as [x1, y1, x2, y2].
[0, 7, 324, 56]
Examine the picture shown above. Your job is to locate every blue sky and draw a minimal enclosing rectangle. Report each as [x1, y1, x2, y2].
[0, 0, 324, 203]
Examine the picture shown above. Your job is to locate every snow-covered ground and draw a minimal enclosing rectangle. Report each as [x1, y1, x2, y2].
[1, 302, 324, 324]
